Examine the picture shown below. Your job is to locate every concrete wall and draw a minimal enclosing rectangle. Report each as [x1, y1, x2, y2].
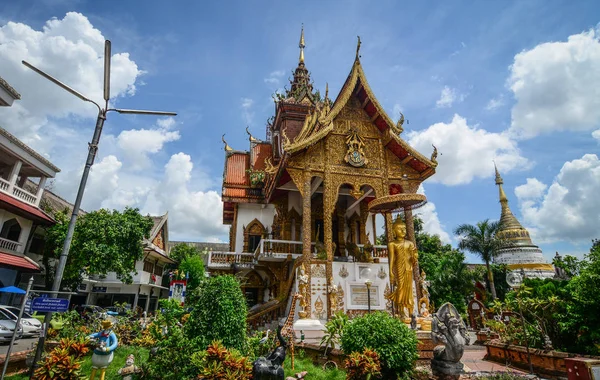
[235, 203, 276, 253]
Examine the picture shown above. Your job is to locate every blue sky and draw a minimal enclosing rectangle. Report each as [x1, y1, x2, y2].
[1, 0, 599, 263]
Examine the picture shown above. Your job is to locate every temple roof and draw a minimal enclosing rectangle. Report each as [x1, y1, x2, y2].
[494, 165, 537, 247]
[283, 39, 437, 177]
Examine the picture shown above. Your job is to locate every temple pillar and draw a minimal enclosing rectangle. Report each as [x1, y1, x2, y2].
[404, 207, 423, 304]
[302, 171, 312, 258]
[323, 178, 335, 319]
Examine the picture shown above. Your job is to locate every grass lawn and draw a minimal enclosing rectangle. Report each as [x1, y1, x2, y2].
[284, 355, 346, 380]
[7, 346, 149, 380]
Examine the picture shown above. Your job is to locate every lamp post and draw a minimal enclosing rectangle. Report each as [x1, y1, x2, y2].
[23, 40, 176, 377]
[365, 278, 372, 313]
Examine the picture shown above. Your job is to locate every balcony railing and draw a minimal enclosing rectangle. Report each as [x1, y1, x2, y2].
[356, 244, 388, 259]
[207, 251, 255, 269]
[0, 178, 9, 192]
[0, 237, 21, 252]
[0, 178, 39, 206]
[254, 239, 305, 260]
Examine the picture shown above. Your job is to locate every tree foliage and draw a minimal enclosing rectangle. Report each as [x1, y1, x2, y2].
[43, 207, 153, 290]
[187, 275, 248, 352]
[454, 219, 505, 299]
[169, 242, 201, 263]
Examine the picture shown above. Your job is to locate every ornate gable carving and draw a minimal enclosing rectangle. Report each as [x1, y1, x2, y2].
[152, 227, 165, 250]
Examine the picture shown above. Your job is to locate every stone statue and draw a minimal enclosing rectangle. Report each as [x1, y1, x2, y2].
[88, 319, 119, 380]
[431, 303, 470, 379]
[386, 215, 418, 318]
[252, 321, 287, 380]
[328, 276, 339, 314]
[118, 354, 141, 380]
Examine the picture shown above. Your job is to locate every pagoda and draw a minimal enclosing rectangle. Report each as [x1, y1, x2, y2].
[215, 28, 437, 339]
[493, 165, 554, 278]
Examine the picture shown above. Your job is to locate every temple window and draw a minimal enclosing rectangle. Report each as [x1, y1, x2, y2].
[143, 260, 154, 273]
[291, 218, 296, 240]
[0, 218, 21, 242]
[355, 220, 361, 244]
[248, 235, 261, 253]
[243, 219, 266, 253]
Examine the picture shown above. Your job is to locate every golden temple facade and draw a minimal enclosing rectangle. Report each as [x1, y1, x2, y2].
[216, 29, 437, 329]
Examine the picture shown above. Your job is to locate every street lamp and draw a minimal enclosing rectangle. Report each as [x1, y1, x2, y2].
[365, 278, 372, 313]
[24, 40, 176, 376]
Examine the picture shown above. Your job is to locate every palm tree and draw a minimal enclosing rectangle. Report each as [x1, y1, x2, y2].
[454, 219, 505, 300]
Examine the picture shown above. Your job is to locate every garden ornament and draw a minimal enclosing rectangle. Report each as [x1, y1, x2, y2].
[118, 354, 141, 380]
[252, 321, 287, 380]
[431, 303, 470, 379]
[88, 319, 119, 380]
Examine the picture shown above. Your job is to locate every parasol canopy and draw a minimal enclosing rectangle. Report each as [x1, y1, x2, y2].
[368, 193, 427, 213]
[0, 286, 26, 294]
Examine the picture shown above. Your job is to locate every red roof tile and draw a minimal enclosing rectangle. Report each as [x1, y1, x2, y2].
[224, 153, 249, 185]
[0, 251, 40, 271]
[0, 192, 55, 225]
[251, 143, 272, 171]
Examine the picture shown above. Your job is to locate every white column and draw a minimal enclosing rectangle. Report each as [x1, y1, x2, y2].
[7, 160, 22, 192]
[34, 177, 46, 207]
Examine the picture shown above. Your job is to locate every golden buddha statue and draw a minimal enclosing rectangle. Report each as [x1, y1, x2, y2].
[386, 215, 418, 319]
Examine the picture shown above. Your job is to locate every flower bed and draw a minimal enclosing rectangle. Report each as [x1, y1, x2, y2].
[485, 340, 571, 377]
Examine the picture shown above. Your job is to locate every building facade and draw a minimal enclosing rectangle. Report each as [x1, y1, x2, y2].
[0, 76, 61, 291]
[212, 30, 437, 331]
[493, 166, 554, 279]
[81, 213, 174, 312]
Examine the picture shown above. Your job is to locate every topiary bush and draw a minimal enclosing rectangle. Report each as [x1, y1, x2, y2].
[186, 274, 248, 351]
[341, 312, 418, 378]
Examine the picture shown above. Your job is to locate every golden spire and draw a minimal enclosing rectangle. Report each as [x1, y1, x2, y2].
[299, 24, 305, 64]
[494, 162, 508, 204]
[221, 134, 233, 152]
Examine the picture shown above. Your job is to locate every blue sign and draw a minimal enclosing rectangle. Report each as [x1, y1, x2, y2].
[31, 297, 70, 313]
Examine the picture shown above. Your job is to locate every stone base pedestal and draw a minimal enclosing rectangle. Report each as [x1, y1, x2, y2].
[416, 331, 435, 360]
[293, 319, 324, 345]
[431, 359, 464, 380]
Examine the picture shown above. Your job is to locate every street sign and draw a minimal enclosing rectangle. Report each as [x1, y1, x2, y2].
[31, 297, 70, 313]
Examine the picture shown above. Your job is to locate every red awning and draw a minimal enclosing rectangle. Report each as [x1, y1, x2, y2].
[0, 251, 40, 271]
[0, 192, 55, 225]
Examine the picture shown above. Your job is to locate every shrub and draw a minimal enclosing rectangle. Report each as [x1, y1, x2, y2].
[33, 347, 85, 380]
[321, 311, 349, 355]
[186, 275, 248, 351]
[345, 348, 382, 380]
[57, 337, 90, 359]
[341, 312, 418, 378]
[191, 340, 252, 380]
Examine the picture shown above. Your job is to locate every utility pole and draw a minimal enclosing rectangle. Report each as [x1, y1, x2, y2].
[24, 40, 176, 377]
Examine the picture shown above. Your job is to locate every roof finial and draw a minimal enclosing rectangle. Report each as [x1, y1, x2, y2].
[221, 134, 233, 152]
[246, 126, 258, 142]
[494, 161, 503, 185]
[325, 82, 329, 100]
[299, 24, 305, 64]
[356, 36, 361, 60]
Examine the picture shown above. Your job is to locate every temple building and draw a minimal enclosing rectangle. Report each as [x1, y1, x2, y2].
[493, 166, 554, 279]
[213, 28, 438, 335]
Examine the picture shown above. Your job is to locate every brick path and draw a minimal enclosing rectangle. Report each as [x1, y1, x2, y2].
[463, 346, 528, 374]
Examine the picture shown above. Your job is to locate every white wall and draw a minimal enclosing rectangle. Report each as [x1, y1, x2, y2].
[235, 203, 276, 253]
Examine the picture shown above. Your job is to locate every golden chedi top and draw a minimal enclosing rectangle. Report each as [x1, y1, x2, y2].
[287, 25, 313, 100]
[299, 24, 305, 64]
[494, 163, 534, 247]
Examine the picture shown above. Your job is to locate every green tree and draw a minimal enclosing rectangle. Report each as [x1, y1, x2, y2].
[552, 254, 582, 278]
[169, 242, 201, 263]
[42, 207, 153, 290]
[454, 219, 504, 300]
[187, 275, 248, 351]
[179, 255, 205, 297]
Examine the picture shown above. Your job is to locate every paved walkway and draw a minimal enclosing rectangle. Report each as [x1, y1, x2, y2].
[463, 345, 528, 374]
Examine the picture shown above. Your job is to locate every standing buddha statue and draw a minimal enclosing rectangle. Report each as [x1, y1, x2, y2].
[386, 215, 418, 320]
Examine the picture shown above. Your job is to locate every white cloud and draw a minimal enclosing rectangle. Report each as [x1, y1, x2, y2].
[407, 114, 529, 186]
[415, 186, 451, 244]
[0, 12, 142, 147]
[593, 129, 600, 143]
[116, 117, 180, 169]
[0, 13, 226, 242]
[485, 95, 504, 111]
[392, 104, 403, 119]
[514, 178, 547, 200]
[241, 97, 254, 125]
[508, 26, 600, 139]
[148, 153, 228, 239]
[516, 154, 600, 243]
[264, 70, 285, 85]
[435, 86, 462, 108]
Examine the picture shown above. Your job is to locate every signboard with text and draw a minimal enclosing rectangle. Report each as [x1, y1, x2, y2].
[31, 297, 70, 313]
